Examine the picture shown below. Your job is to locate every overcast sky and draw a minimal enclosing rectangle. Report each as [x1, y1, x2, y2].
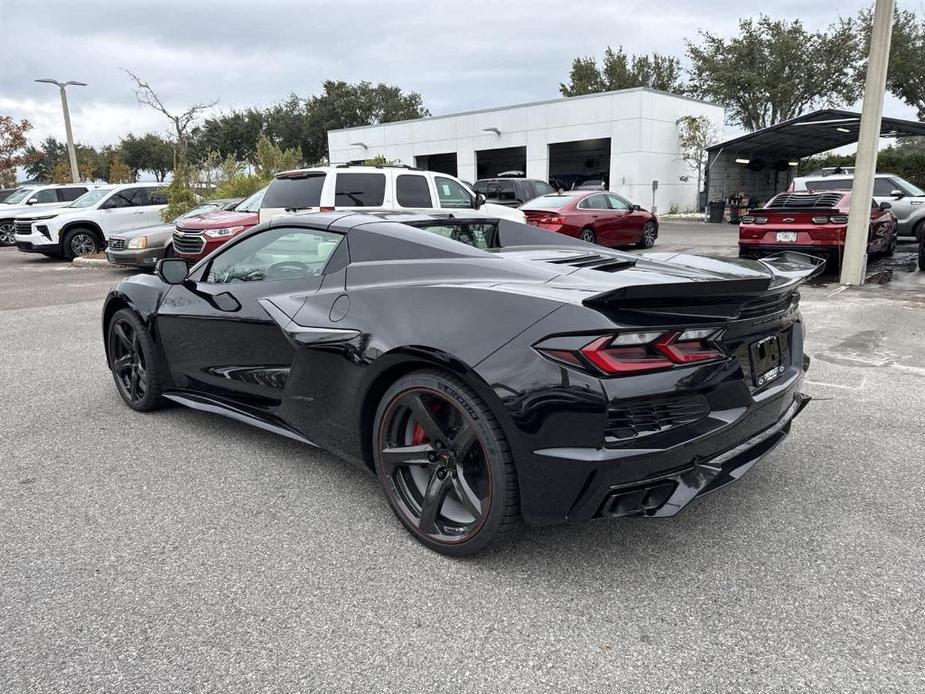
[0, 0, 914, 150]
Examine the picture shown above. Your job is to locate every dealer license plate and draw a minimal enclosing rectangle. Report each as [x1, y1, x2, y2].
[749, 333, 784, 387]
[776, 231, 797, 243]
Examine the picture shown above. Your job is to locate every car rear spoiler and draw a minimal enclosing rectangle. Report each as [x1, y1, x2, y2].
[582, 252, 825, 319]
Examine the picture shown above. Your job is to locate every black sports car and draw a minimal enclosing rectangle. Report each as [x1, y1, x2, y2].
[103, 212, 822, 556]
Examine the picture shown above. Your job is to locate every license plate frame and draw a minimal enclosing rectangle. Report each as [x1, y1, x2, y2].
[776, 231, 797, 243]
[749, 333, 785, 387]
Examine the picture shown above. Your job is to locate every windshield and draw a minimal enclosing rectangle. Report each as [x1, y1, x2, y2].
[894, 176, 925, 197]
[68, 188, 113, 208]
[263, 174, 325, 209]
[3, 188, 34, 204]
[177, 203, 222, 221]
[235, 187, 266, 213]
[521, 194, 577, 210]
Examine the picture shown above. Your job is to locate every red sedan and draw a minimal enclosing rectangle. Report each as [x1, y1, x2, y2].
[172, 187, 265, 261]
[520, 191, 659, 249]
[738, 191, 897, 268]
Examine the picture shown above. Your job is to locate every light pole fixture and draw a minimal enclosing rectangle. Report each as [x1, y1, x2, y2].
[35, 78, 87, 183]
[349, 142, 368, 149]
[482, 127, 501, 135]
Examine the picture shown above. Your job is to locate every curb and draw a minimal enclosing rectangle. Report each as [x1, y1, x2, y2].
[71, 256, 115, 268]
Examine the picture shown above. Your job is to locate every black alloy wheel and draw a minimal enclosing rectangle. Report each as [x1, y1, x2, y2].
[0, 221, 14, 246]
[638, 221, 657, 249]
[373, 371, 518, 556]
[580, 227, 597, 244]
[107, 309, 164, 412]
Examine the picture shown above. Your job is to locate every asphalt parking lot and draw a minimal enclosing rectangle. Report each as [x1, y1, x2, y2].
[2, 223, 924, 692]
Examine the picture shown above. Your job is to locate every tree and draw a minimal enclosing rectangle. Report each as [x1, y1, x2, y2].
[51, 159, 72, 184]
[120, 133, 173, 180]
[25, 137, 101, 182]
[0, 116, 33, 187]
[687, 16, 860, 131]
[855, 7, 925, 120]
[253, 133, 302, 179]
[123, 69, 217, 173]
[301, 81, 429, 163]
[193, 107, 265, 163]
[676, 115, 721, 194]
[108, 158, 135, 184]
[560, 46, 685, 97]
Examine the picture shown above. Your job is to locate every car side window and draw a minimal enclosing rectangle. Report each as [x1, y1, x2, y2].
[396, 174, 433, 208]
[104, 189, 134, 208]
[579, 194, 608, 210]
[435, 177, 474, 209]
[148, 188, 169, 205]
[534, 181, 555, 196]
[57, 187, 87, 202]
[415, 222, 497, 249]
[606, 194, 631, 211]
[206, 226, 342, 284]
[127, 188, 151, 206]
[334, 173, 386, 207]
[33, 189, 58, 203]
[873, 179, 897, 196]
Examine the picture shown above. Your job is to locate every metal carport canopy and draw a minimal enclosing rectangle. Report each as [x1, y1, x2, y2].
[707, 108, 925, 160]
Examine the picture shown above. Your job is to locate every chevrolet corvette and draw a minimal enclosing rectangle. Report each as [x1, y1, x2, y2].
[103, 212, 822, 556]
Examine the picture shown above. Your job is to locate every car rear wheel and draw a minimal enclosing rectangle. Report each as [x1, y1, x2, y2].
[0, 221, 14, 246]
[579, 227, 596, 244]
[63, 227, 99, 259]
[637, 221, 657, 249]
[373, 370, 519, 556]
[107, 309, 165, 412]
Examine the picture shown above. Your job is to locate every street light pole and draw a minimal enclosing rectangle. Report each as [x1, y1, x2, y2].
[35, 79, 87, 184]
[840, 0, 895, 286]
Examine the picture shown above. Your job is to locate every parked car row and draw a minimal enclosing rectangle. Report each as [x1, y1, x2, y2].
[4, 165, 659, 265]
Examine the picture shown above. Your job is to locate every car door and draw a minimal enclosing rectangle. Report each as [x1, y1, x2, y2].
[99, 187, 150, 236]
[26, 187, 62, 210]
[434, 176, 476, 213]
[606, 194, 643, 245]
[576, 194, 616, 244]
[145, 186, 169, 225]
[156, 225, 344, 411]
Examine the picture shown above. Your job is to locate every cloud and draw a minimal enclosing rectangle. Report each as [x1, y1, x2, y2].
[1, 0, 916, 153]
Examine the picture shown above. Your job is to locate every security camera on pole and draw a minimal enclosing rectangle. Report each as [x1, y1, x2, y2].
[35, 78, 87, 184]
[840, 0, 894, 286]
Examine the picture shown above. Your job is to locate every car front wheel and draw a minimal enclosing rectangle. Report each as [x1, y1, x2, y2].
[63, 228, 99, 259]
[637, 221, 657, 249]
[107, 309, 165, 412]
[373, 370, 519, 556]
[0, 221, 14, 246]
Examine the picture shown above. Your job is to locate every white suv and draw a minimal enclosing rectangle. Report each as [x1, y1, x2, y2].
[258, 164, 526, 224]
[14, 182, 168, 258]
[0, 184, 93, 246]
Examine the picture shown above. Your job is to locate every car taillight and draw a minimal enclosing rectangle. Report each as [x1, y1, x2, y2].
[829, 215, 848, 224]
[537, 329, 725, 376]
[811, 216, 829, 224]
[530, 215, 565, 226]
[740, 215, 754, 224]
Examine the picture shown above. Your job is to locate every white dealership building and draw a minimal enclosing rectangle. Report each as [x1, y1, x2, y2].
[328, 87, 724, 211]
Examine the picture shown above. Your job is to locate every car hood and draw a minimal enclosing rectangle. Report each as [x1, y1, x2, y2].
[110, 223, 175, 241]
[3, 202, 70, 218]
[176, 209, 258, 230]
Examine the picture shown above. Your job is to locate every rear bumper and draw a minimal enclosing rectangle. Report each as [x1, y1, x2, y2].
[740, 243, 840, 258]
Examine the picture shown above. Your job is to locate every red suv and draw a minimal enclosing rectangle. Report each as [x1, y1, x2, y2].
[173, 187, 265, 261]
[738, 191, 897, 268]
[520, 191, 658, 249]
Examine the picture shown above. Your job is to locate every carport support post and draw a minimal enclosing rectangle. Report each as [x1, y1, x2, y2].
[841, 0, 895, 286]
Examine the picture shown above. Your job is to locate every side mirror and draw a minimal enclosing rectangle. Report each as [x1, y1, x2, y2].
[632, 204, 642, 211]
[26, 198, 36, 205]
[473, 192, 486, 210]
[155, 258, 190, 285]
[879, 201, 893, 210]
[890, 189, 904, 198]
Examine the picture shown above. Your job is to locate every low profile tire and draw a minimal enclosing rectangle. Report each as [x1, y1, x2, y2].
[579, 227, 597, 244]
[918, 240, 925, 271]
[0, 221, 14, 246]
[62, 227, 100, 259]
[636, 221, 657, 249]
[372, 370, 519, 557]
[107, 308, 165, 412]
